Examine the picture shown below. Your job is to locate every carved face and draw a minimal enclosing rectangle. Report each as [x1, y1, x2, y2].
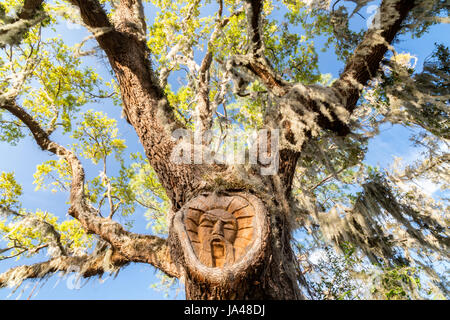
[185, 195, 255, 268]
[198, 209, 237, 268]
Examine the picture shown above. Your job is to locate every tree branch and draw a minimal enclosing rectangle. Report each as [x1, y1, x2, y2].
[17, 0, 45, 20]
[276, 0, 417, 147]
[238, 0, 288, 96]
[332, 0, 417, 112]
[271, 0, 418, 192]
[215, 1, 288, 97]
[0, 205, 68, 257]
[68, 0, 205, 208]
[0, 251, 129, 289]
[195, 7, 242, 136]
[0, 0, 46, 46]
[0, 99, 179, 278]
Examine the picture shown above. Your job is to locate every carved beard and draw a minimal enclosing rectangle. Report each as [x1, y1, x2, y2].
[199, 233, 235, 268]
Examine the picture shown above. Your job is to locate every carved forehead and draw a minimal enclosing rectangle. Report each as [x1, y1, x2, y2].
[203, 209, 236, 221]
[184, 194, 254, 227]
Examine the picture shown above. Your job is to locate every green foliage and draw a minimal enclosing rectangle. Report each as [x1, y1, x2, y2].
[371, 266, 422, 300]
[72, 110, 126, 165]
[0, 110, 24, 145]
[0, 209, 92, 260]
[0, 171, 22, 209]
[263, 1, 322, 83]
[0, 173, 92, 261]
[165, 84, 195, 127]
[33, 157, 71, 193]
[0, 21, 112, 142]
[129, 152, 170, 236]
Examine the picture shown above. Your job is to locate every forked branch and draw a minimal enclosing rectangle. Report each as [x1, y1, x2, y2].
[0, 98, 179, 278]
[240, 0, 288, 96]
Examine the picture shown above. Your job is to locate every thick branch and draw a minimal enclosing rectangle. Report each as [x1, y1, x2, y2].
[67, 206, 179, 278]
[232, 55, 289, 96]
[68, 0, 112, 30]
[195, 9, 241, 136]
[332, 0, 417, 112]
[240, 0, 288, 96]
[0, 99, 179, 278]
[0, 0, 46, 46]
[244, 0, 264, 56]
[273, 0, 417, 191]
[0, 251, 128, 289]
[195, 50, 213, 136]
[18, 0, 45, 20]
[68, 0, 204, 207]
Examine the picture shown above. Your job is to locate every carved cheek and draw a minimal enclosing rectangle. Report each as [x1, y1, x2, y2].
[223, 224, 237, 243]
[198, 225, 213, 243]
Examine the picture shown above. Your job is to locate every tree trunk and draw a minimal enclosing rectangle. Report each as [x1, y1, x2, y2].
[169, 189, 304, 300]
[98, 31, 304, 300]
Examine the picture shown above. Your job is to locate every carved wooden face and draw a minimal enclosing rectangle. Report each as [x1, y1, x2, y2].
[184, 195, 255, 268]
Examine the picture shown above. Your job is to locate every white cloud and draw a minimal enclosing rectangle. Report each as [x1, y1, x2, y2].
[308, 249, 329, 265]
[414, 178, 442, 196]
[392, 148, 443, 197]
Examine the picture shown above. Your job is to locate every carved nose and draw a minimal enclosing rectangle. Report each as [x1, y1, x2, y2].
[212, 220, 224, 237]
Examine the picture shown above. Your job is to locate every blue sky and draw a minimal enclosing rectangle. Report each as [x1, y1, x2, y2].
[0, 1, 448, 299]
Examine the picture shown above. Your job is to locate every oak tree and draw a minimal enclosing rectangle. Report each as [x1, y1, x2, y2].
[0, 0, 448, 299]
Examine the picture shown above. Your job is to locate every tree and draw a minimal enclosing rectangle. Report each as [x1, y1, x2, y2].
[0, 0, 448, 300]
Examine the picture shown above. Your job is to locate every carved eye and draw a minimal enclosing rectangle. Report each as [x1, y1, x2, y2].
[223, 222, 235, 231]
[199, 221, 213, 228]
[199, 215, 215, 228]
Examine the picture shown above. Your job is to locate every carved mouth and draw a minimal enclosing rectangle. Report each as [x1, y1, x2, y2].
[211, 239, 225, 259]
[211, 235, 224, 242]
